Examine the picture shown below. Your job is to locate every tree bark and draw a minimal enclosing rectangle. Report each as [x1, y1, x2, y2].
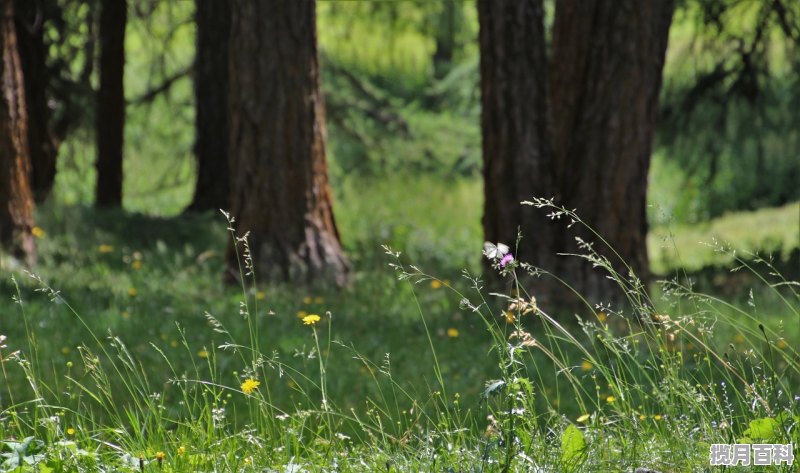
[95, 0, 126, 208]
[15, 0, 57, 203]
[227, 0, 349, 285]
[549, 0, 674, 304]
[478, 0, 674, 309]
[187, 0, 230, 213]
[477, 0, 558, 288]
[0, 0, 35, 265]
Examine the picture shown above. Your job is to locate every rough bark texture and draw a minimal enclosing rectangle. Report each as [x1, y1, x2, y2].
[477, 0, 557, 289]
[549, 0, 674, 304]
[0, 0, 35, 265]
[95, 0, 126, 208]
[15, 0, 57, 203]
[227, 0, 349, 285]
[187, 0, 230, 212]
[478, 0, 674, 309]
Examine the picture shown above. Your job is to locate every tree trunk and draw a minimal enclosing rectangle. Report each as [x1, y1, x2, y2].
[15, 0, 57, 203]
[227, 0, 349, 285]
[187, 0, 230, 213]
[95, 0, 126, 208]
[477, 0, 558, 288]
[478, 0, 674, 310]
[0, 0, 35, 265]
[548, 0, 674, 304]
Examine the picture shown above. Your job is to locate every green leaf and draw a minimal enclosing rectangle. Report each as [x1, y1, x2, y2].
[561, 424, 586, 467]
[747, 417, 779, 440]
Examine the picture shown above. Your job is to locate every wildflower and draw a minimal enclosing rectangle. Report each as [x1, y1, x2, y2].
[447, 327, 459, 338]
[31, 226, 45, 238]
[170, 340, 178, 348]
[639, 414, 646, 421]
[302, 314, 321, 325]
[606, 395, 616, 404]
[430, 280, 442, 289]
[653, 414, 662, 421]
[314, 296, 323, 304]
[581, 360, 593, 372]
[128, 287, 138, 297]
[596, 311, 607, 322]
[296, 310, 307, 319]
[198, 349, 209, 359]
[254, 291, 265, 301]
[98, 244, 114, 253]
[733, 334, 746, 344]
[504, 311, 516, 324]
[66, 427, 75, 436]
[121, 311, 130, 319]
[177, 446, 186, 456]
[777, 339, 787, 349]
[241, 378, 260, 394]
[131, 260, 142, 270]
[156, 451, 165, 467]
[576, 414, 590, 423]
[303, 296, 312, 304]
[499, 253, 514, 268]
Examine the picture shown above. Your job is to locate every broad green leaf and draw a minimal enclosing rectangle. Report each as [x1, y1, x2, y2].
[561, 424, 586, 467]
[746, 417, 779, 440]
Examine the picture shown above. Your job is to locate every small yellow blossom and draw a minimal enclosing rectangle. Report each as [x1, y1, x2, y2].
[653, 414, 662, 421]
[733, 334, 746, 344]
[66, 427, 75, 436]
[241, 378, 260, 394]
[255, 291, 265, 301]
[504, 311, 516, 324]
[576, 414, 590, 423]
[244, 457, 252, 465]
[170, 340, 178, 348]
[155, 451, 165, 460]
[198, 349, 209, 359]
[430, 280, 442, 289]
[61, 346, 70, 355]
[581, 360, 593, 372]
[303, 296, 312, 304]
[639, 414, 646, 421]
[606, 395, 616, 404]
[177, 446, 186, 455]
[596, 311, 607, 322]
[128, 287, 138, 297]
[131, 260, 143, 270]
[121, 311, 130, 319]
[302, 314, 321, 325]
[314, 296, 323, 304]
[447, 327, 459, 338]
[777, 339, 787, 349]
[296, 310, 307, 319]
[98, 244, 114, 253]
[31, 226, 45, 238]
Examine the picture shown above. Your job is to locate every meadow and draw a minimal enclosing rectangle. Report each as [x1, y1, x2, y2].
[2, 2, 800, 471]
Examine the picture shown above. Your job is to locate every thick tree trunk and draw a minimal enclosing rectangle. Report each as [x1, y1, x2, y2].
[15, 0, 57, 203]
[187, 0, 230, 213]
[95, 0, 126, 208]
[0, 0, 35, 265]
[227, 0, 349, 285]
[549, 0, 674, 304]
[478, 0, 674, 310]
[477, 0, 558, 288]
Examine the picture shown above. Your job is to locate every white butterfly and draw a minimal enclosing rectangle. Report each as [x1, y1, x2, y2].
[483, 242, 510, 260]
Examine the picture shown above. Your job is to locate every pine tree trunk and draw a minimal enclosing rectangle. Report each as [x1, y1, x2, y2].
[95, 0, 126, 208]
[187, 0, 230, 212]
[548, 0, 674, 305]
[227, 0, 349, 285]
[477, 0, 558, 289]
[0, 0, 35, 265]
[15, 0, 57, 203]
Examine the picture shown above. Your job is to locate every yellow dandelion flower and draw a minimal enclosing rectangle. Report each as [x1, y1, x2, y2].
[241, 378, 260, 394]
[296, 310, 308, 319]
[430, 280, 442, 289]
[98, 244, 114, 253]
[31, 226, 45, 238]
[66, 427, 75, 436]
[596, 311, 607, 322]
[131, 260, 142, 270]
[639, 414, 646, 421]
[447, 327, 459, 338]
[128, 287, 138, 297]
[576, 414, 590, 423]
[302, 314, 321, 325]
[177, 446, 186, 455]
[255, 291, 265, 301]
[733, 334, 746, 344]
[653, 414, 662, 421]
[777, 339, 787, 349]
[504, 311, 516, 324]
[198, 349, 209, 359]
[314, 296, 323, 304]
[303, 296, 312, 304]
[155, 451, 165, 460]
[581, 360, 593, 372]
[606, 395, 616, 404]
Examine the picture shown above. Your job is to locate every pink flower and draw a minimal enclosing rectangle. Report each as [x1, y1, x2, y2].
[500, 254, 514, 267]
